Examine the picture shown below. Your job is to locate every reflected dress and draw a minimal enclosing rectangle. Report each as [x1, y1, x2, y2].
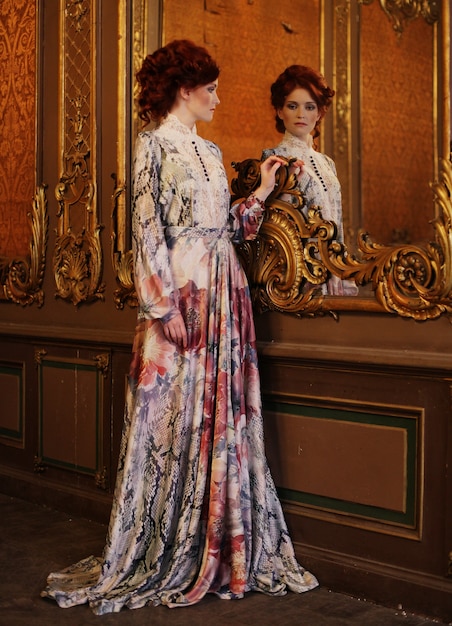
[263, 132, 358, 296]
[41, 114, 318, 614]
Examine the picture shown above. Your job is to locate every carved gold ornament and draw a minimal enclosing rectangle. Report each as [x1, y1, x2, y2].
[111, 175, 138, 310]
[231, 157, 452, 321]
[2, 185, 48, 307]
[110, 0, 151, 310]
[232, 158, 327, 316]
[53, 0, 104, 306]
[359, 0, 440, 35]
[109, 0, 138, 310]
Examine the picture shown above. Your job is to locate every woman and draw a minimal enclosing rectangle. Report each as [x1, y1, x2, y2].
[262, 65, 358, 296]
[41, 40, 318, 614]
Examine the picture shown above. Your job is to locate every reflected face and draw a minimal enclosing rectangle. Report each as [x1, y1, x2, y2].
[278, 87, 320, 142]
[186, 81, 220, 123]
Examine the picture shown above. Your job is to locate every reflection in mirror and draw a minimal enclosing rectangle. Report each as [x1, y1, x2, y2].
[260, 63, 358, 297]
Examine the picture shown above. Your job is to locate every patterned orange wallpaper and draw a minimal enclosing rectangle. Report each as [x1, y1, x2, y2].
[360, 2, 435, 244]
[163, 0, 322, 182]
[0, 0, 36, 258]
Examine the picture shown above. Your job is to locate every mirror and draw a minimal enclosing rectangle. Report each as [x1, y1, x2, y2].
[117, 0, 452, 320]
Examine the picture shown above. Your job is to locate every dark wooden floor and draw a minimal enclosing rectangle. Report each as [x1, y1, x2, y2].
[0, 493, 449, 626]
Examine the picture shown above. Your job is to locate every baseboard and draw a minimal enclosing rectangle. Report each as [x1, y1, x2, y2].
[296, 542, 452, 623]
[0, 464, 112, 524]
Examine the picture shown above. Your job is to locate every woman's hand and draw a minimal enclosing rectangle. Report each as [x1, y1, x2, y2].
[288, 158, 305, 182]
[253, 155, 286, 202]
[162, 312, 187, 348]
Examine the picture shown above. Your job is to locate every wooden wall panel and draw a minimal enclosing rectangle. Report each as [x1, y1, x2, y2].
[0, 363, 24, 447]
[256, 346, 452, 619]
[265, 403, 419, 531]
[34, 346, 110, 490]
[39, 359, 101, 473]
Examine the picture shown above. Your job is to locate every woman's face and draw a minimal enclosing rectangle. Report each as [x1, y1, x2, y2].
[185, 81, 220, 124]
[278, 87, 320, 142]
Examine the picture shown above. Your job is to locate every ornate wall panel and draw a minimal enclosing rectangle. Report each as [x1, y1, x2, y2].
[0, 0, 37, 259]
[0, 0, 48, 307]
[54, 0, 104, 306]
[256, 351, 452, 620]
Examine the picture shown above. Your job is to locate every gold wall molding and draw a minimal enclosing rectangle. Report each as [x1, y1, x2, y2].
[2, 185, 48, 307]
[110, 0, 137, 310]
[111, 174, 137, 309]
[332, 0, 358, 244]
[54, 0, 104, 306]
[232, 156, 452, 321]
[110, 0, 129, 309]
[111, 0, 160, 309]
[359, 0, 440, 35]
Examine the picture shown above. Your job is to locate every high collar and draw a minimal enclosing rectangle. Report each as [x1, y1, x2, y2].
[160, 113, 198, 136]
[280, 131, 313, 154]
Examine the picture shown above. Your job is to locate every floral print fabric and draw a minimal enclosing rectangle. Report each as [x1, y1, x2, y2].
[41, 115, 318, 614]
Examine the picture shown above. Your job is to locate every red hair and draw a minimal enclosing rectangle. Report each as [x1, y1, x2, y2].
[270, 65, 335, 142]
[136, 40, 220, 124]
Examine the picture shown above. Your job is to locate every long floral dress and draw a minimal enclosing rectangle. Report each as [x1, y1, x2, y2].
[41, 114, 318, 614]
[263, 132, 358, 296]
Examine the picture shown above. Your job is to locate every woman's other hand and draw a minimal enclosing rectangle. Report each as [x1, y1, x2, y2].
[162, 312, 187, 348]
[288, 158, 304, 182]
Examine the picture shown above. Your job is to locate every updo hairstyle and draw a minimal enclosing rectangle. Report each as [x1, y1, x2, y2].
[136, 39, 220, 124]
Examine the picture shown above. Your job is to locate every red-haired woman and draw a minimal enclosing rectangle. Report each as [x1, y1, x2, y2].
[42, 40, 318, 615]
[263, 65, 358, 295]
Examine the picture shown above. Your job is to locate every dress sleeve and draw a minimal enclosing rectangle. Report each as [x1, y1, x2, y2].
[131, 132, 179, 322]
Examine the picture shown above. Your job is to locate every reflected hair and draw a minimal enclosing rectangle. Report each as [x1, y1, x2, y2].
[136, 39, 220, 124]
[270, 65, 335, 142]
